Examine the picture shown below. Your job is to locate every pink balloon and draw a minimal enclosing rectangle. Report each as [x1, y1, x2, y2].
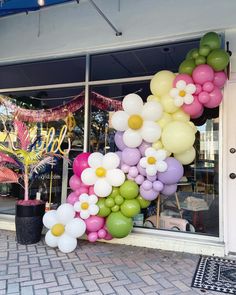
[191, 109, 204, 119]
[87, 232, 98, 242]
[202, 81, 214, 93]
[69, 175, 82, 191]
[138, 141, 151, 156]
[182, 96, 204, 117]
[75, 187, 89, 196]
[67, 192, 80, 205]
[213, 71, 227, 88]
[204, 86, 223, 108]
[98, 229, 107, 239]
[192, 65, 214, 85]
[73, 153, 90, 177]
[174, 74, 193, 86]
[85, 216, 105, 232]
[135, 175, 145, 185]
[195, 84, 202, 95]
[198, 91, 210, 104]
[88, 186, 95, 195]
[104, 232, 113, 240]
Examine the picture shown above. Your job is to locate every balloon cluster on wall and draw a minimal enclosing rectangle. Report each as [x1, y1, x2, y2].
[43, 32, 229, 253]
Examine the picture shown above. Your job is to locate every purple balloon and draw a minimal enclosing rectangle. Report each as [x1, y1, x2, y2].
[137, 163, 147, 176]
[161, 183, 178, 196]
[115, 151, 122, 168]
[142, 180, 152, 190]
[157, 157, 184, 185]
[153, 181, 164, 192]
[122, 148, 141, 166]
[147, 175, 157, 182]
[135, 175, 145, 185]
[114, 132, 127, 151]
[140, 187, 158, 201]
[127, 175, 135, 181]
[139, 141, 151, 156]
[128, 166, 139, 178]
[121, 164, 130, 173]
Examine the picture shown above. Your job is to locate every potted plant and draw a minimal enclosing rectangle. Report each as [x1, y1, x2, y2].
[0, 119, 66, 244]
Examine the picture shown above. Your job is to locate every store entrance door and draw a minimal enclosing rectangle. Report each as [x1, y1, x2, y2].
[225, 78, 236, 254]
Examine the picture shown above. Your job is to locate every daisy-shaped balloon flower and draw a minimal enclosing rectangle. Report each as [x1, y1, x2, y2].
[170, 80, 196, 107]
[43, 203, 86, 253]
[74, 193, 99, 219]
[81, 152, 125, 197]
[139, 147, 168, 176]
[111, 93, 163, 148]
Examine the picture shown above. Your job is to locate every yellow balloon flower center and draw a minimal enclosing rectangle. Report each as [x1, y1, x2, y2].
[81, 202, 89, 210]
[128, 114, 143, 130]
[96, 167, 106, 177]
[179, 90, 186, 97]
[147, 156, 156, 164]
[51, 224, 65, 237]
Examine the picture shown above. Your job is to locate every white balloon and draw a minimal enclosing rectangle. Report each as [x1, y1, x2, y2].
[74, 201, 81, 212]
[43, 210, 57, 229]
[57, 234, 77, 253]
[141, 121, 161, 143]
[141, 101, 163, 121]
[94, 179, 112, 197]
[106, 169, 125, 186]
[56, 204, 75, 225]
[88, 194, 98, 204]
[80, 210, 90, 219]
[186, 83, 196, 94]
[102, 153, 120, 169]
[65, 218, 86, 238]
[123, 129, 142, 148]
[139, 158, 147, 168]
[88, 153, 103, 168]
[111, 111, 129, 131]
[45, 230, 59, 248]
[122, 93, 143, 115]
[81, 168, 97, 185]
[89, 204, 99, 216]
[156, 161, 168, 172]
[146, 166, 157, 176]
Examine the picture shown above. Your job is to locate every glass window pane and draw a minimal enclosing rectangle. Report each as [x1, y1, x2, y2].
[90, 40, 200, 81]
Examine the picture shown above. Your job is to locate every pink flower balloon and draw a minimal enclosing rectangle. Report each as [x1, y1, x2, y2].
[204, 87, 223, 108]
[192, 65, 214, 85]
[182, 96, 204, 118]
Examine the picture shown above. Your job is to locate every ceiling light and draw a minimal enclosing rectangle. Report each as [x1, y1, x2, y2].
[38, 0, 45, 6]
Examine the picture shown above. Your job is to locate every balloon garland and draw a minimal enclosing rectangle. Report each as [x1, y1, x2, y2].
[43, 32, 230, 253]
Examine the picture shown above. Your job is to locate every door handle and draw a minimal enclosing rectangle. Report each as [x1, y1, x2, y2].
[229, 173, 236, 179]
[230, 148, 236, 153]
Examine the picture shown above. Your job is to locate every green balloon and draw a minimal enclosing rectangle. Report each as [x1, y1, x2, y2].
[121, 199, 141, 218]
[115, 195, 124, 205]
[207, 48, 230, 71]
[106, 212, 133, 238]
[105, 198, 115, 208]
[179, 59, 196, 75]
[191, 49, 199, 59]
[199, 45, 211, 57]
[186, 48, 198, 60]
[200, 32, 221, 50]
[111, 205, 120, 212]
[136, 195, 151, 209]
[195, 55, 206, 65]
[119, 180, 139, 200]
[109, 187, 120, 198]
[97, 199, 111, 217]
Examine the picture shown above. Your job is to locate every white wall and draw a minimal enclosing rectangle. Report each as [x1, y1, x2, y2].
[0, 0, 236, 65]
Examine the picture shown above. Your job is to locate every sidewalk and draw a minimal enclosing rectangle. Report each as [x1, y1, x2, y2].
[0, 229, 222, 295]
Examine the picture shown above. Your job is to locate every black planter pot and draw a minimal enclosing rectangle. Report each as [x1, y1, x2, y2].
[15, 202, 45, 245]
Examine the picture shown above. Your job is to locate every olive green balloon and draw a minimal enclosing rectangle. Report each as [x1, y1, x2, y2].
[179, 59, 196, 75]
[106, 212, 133, 238]
[105, 198, 115, 208]
[199, 45, 211, 57]
[200, 32, 221, 50]
[191, 49, 199, 59]
[136, 195, 151, 209]
[119, 180, 139, 200]
[186, 48, 198, 60]
[207, 48, 230, 71]
[109, 187, 120, 198]
[121, 199, 141, 218]
[115, 195, 124, 205]
[97, 199, 111, 217]
[111, 205, 120, 212]
[195, 55, 206, 65]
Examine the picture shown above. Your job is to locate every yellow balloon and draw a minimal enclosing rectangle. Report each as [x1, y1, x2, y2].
[157, 112, 172, 129]
[174, 147, 196, 165]
[152, 140, 163, 150]
[150, 70, 175, 97]
[172, 109, 190, 122]
[160, 94, 179, 114]
[188, 121, 198, 134]
[147, 95, 160, 102]
[161, 121, 195, 154]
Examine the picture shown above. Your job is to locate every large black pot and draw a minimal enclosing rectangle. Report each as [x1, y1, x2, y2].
[15, 202, 45, 245]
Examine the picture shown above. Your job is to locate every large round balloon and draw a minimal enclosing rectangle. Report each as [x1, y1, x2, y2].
[150, 70, 175, 97]
[200, 32, 221, 50]
[120, 199, 141, 218]
[73, 153, 90, 177]
[161, 121, 195, 153]
[119, 180, 139, 199]
[157, 157, 184, 185]
[122, 148, 141, 166]
[207, 49, 230, 71]
[106, 212, 133, 238]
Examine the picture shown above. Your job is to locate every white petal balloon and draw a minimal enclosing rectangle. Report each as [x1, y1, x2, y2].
[57, 234, 77, 254]
[111, 111, 129, 131]
[94, 179, 112, 197]
[141, 121, 161, 143]
[43, 210, 57, 229]
[102, 153, 120, 170]
[89, 204, 99, 215]
[56, 204, 75, 225]
[123, 129, 142, 148]
[106, 169, 126, 186]
[88, 152, 103, 168]
[141, 101, 163, 121]
[65, 218, 86, 238]
[45, 231, 59, 248]
[81, 168, 97, 185]
[122, 94, 143, 115]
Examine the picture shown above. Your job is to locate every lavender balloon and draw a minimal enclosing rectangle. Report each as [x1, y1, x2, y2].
[122, 148, 141, 166]
[127, 175, 135, 181]
[153, 181, 164, 192]
[128, 166, 139, 178]
[140, 187, 159, 201]
[147, 175, 157, 182]
[115, 151, 122, 168]
[121, 164, 130, 173]
[157, 157, 184, 185]
[142, 180, 153, 190]
[161, 183, 178, 196]
[139, 141, 151, 156]
[114, 131, 127, 151]
[135, 175, 145, 185]
[137, 162, 147, 176]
